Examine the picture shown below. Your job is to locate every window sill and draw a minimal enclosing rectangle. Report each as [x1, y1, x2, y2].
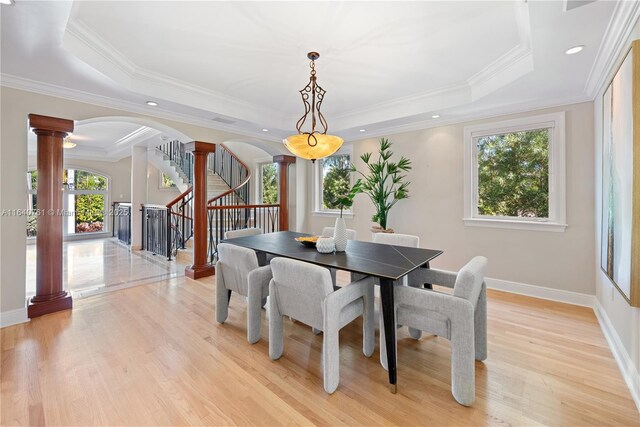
[463, 218, 567, 232]
[312, 211, 354, 219]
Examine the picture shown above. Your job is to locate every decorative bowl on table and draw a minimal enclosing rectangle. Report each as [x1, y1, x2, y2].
[295, 236, 319, 247]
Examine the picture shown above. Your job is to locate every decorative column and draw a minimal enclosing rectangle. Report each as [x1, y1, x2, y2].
[273, 155, 296, 231]
[28, 114, 74, 318]
[184, 141, 215, 279]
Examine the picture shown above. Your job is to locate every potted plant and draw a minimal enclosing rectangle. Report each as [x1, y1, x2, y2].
[327, 177, 363, 251]
[350, 138, 411, 232]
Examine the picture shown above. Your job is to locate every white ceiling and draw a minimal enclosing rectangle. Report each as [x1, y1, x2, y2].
[27, 120, 186, 161]
[1, 1, 634, 144]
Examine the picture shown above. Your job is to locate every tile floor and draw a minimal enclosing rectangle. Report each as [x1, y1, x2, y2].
[26, 238, 189, 297]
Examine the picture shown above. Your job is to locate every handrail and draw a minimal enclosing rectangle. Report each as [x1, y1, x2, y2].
[208, 203, 279, 210]
[156, 139, 193, 185]
[207, 143, 251, 206]
[167, 186, 192, 209]
[206, 202, 280, 262]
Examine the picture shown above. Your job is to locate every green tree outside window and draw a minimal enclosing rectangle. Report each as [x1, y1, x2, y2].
[261, 163, 278, 204]
[322, 154, 351, 210]
[477, 128, 549, 218]
[161, 173, 176, 188]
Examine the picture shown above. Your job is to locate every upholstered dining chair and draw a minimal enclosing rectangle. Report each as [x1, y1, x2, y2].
[224, 227, 262, 239]
[380, 256, 488, 406]
[268, 257, 375, 394]
[371, 232, 420, 284]
[215, 243, 273, 344]
[224, 228, 270, 266]
[369, 233, 422, 336]
[321, 226, 357, 285]
[372, 232, 419, 248]
[321, 226, 357, 240]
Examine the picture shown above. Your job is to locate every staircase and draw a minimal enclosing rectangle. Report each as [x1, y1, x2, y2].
[142, 140, 281, 262]
[207, 173, 234, 201]
[148, 140, 193, 192]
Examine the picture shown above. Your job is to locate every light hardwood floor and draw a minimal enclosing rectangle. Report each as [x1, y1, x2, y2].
[2, 273, 638, 426]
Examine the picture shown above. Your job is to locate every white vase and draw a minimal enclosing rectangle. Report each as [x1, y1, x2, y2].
[333, 217, 348, 252]
[316, 237, 335, 253]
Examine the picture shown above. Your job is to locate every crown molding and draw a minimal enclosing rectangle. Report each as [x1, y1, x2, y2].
[63, 18, 288, 129]
[113, 126, 159, 146]
[4, 72, 591, 149]
[468, 1, 533, 101]
[341, 93, 592, 143]
[584, 0, 640, 98]
[332, 2, 533, 130]
[62, 2, 534, 135]
[0, 73, 282, 144]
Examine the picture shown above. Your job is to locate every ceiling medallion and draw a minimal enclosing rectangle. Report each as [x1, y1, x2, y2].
[283, 52, 343, 163]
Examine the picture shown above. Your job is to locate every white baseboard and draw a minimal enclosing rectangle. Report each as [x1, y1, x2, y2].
[593, 299, 640, 412]
[485, 276, 596, 307]
[0, 307, 29, 328]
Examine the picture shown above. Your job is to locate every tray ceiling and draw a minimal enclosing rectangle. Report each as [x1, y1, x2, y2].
[0, 1, 622, 142]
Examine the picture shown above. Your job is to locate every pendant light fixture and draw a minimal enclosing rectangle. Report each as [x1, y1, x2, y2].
[283, 52, 343, 162]
[62, 136, 76, 149]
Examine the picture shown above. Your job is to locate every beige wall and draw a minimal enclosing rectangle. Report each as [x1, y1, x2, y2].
[594, 21, 640, 382]
[307, 102, 596, 295]
[0, 87, 274, 313]
[147, 163, 181, 206]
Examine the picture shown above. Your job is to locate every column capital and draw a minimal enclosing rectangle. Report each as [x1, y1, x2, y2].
[184, 141, 216, 153]
[273, 155, 296, 164]
[28, 114, 74, 134]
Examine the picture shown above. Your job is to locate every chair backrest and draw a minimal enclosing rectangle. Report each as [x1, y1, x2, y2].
[217, 243, 259, 296]
[270, 258, 334, 329]
[453, 256, 488, 307]
[225, 227, 262, 240]
[321, 227, 357, 240]
[373, 232, 420, 248]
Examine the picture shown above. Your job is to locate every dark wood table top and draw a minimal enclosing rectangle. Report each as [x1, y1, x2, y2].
[223, 231, 443, 281]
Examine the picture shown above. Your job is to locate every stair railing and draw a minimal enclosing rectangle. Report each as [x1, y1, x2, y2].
[207, 144, 250, 207]
[156, 139, 193, 185]
[145, 140, 284, 263]
[207, 203, 280, 262]
[152, 139, 197, 260]
[112, 202, 132, 245]
[165, 188, 193, 260]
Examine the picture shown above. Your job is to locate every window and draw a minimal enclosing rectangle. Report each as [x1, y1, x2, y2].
[259, 162, 278, 204]
[313, 148, 353, 216]
[160, 172, 176, 189]
[463, 112, 566, 231]
[27, 168, 109, 237]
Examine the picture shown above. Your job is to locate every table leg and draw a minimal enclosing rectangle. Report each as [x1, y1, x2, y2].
[424, 261, 433, 290]
[379, 278, 397, 393]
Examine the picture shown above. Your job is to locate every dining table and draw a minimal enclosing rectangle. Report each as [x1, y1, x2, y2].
[223, 230, 443, 393]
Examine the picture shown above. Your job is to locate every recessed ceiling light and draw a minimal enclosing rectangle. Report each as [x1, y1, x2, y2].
[0, 0, 15, 5]
[262, 128, 269, 132]
[565, 45, 584, 55]
[146, 101, 159, 106]
[431, 114, 440, 119]
[359, 129, 366, 132]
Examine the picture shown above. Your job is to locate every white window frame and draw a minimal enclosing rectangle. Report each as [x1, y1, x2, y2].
[463, 112, 566, 232]
[312, 146, 355, 218]
[255, 158, 279, 205]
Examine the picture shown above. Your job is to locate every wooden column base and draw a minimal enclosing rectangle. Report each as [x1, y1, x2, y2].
[27, 293, 72, 318]
[185, 264, 215, 279]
